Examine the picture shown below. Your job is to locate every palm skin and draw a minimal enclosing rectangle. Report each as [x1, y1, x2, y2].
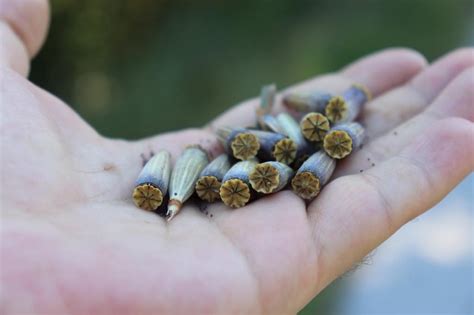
[0, 4, 473, 313]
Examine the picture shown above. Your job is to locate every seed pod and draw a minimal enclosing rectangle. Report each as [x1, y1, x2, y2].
[216, 127, 260, 161]
[256, 84, 277, 124]
[220, 159, 259, 208]
[291, 150, 336, 200]
[325, 84, 371, 124]
[299, 112, 331, 142]
[167, 146, 209, 221]
[195, 154, 231, 203]
[132, 150, 171, 211]
[258, 114, 285, 134]
[249, 130, 297, 165]
[276, 112, 311, 156]
[249, 161, 294, 194]
[282, 91, 333, 113]
[323, 122, 365, 159]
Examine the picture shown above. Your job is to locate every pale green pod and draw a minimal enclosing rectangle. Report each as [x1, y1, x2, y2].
[167, 146, 209, 220]
[249, 161, 294, 194]
[256, 84, 277, 120]
[132, 150, 171, 211]
[291, 150, 336, 200]
[323, 122, 365, 159]
[220, 159, 259, 208]
[258, 114, 285, 134]
[195, 154, 231, 203]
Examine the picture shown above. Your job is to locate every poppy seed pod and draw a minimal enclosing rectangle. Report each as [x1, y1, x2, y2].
[195, 154, 231, 203]
[248, 130, 297, 165]
[291, 150, 336, 200]
[216, 127, 260, 161]
[132, 150, 172, 211]
[258, 114, 285, 134]
[282, 91, 333, 113]
[167, 146, 209, 221]
[249, 161, 294, 194]
[323, 122, 365, 159]
[325, 85, 371, 124]
[276, 112, 312, 157]
[220, 159, 259, 208]
[299, 112, 331, 142]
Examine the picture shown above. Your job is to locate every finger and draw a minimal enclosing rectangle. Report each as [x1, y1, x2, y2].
[336, 66, 474, 176]
[210, 48, 426, 128]
[309, 117, 473, 290]
[0, 0, 49, 75]
[362, 48, 474, 137]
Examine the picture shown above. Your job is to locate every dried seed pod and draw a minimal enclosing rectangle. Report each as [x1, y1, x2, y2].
[291, 151, 336, 200]
[216, 127, 260, 161]
[276, 112, 311, 156]
[167, 146, 209, 220]
[323, 122, 365, 159]
[195, 154, 231, 203]
[249, 161, 294, 194]
[282, 91, 333, 113]
[258, 114, 285, 134]
[299, 112, 331, 142]
[220, 159, 259, 208]
[132, 150, 171, 211]
[249, 130, 297, 165]
[325, 85, 371, 124]
[256, 84, 277, 123]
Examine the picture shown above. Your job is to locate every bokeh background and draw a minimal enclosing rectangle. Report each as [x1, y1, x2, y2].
[30, 0, 473, 314]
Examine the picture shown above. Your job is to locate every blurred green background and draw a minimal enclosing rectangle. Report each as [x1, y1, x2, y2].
[30, 0, 473, 313]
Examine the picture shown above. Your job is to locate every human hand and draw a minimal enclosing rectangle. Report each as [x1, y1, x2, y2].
[1, 1, 473, 314]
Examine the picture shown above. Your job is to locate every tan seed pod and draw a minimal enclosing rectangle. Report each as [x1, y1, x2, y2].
[276, 112, 312, 157]
[325, 85, 370, 124]
[299, 112, 330, 142]
[249, 161, 294, 194]
[167, 146, 209, 221]
[248, 130, 297, 165]
[220, 159, 258, 208]
[323, 122, 365, 159]
[217, 127, 260, 160]
[132, 150, 171, 211]
[291, 150, 336, 200]
[195, 154, 231, 203]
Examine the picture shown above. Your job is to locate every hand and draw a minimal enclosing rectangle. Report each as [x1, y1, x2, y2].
[1, 1, 473, 314]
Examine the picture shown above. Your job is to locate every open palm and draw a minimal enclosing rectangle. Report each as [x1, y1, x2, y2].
[1, 2, 473, 314]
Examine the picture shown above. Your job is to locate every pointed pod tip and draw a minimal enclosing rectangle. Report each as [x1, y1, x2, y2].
[166, 199, 183, 221]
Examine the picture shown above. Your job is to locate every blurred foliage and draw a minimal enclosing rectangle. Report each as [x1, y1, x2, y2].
[29, 0, 473, 312]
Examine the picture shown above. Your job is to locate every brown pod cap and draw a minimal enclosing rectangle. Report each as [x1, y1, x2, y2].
[219, 179, 251, 208]
[249, 161, 294, 194]
[291, 171, 321, 200]
[133, 183, 164, 211]
[231, 133, 260, 161]
[323, 130, 353, 159]
[195, 176, 222, 203]
[272, 138, 297, 165]
[300, 112, 330, 142]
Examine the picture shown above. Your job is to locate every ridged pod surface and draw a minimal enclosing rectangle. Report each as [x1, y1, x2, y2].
[249, 161, 294, 194]
[323, 122, 365, 159]
[195, 154, 231, 203]
[220, 159, 258, 208]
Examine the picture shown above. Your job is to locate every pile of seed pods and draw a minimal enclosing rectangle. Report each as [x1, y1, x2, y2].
[132, 83, 371, 221]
